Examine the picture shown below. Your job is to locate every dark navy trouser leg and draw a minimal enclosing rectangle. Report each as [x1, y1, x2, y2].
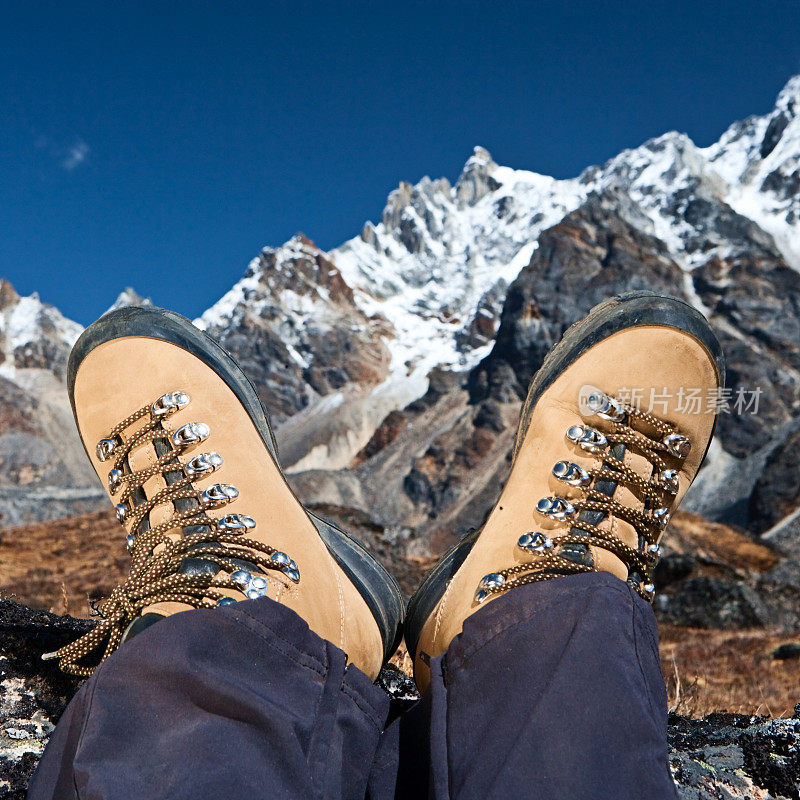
[30, 573, 677, 800]
[28, 597, 390, 800]
[388, 571, 678, 800]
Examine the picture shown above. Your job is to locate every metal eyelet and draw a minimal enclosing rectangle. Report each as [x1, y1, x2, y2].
[245, 575, 269, 599]
[231, 569, 251, 586]
[652, 507, 671, 530]
[517, 532, 553, 554]
[536, 496, 575, 521]
[216, 597, 238, 607]
[96, 438, 117, 462]
[152, 391, 190, 418]
[565, 425, 608, 454]
[475, 573, 505, 603]
[283, 566, 300, 583]
[582, 388, 625, 421]
[125, 533, 135, 552]
[229, 569, 269, 599]
[172, 422, 210, 450]
[271, 552, 300, 583]
[108, 468, 123, 492]
[185, 452, 223, 478]
[552, 460, 592, 487]
[664, 433, 691, 459]
[217, 514, 256, 532]
[647, 543, 662, 557]
[657, 469, 679, 493]
[115, 503, 128, 524]
[201, 483, 239, 506]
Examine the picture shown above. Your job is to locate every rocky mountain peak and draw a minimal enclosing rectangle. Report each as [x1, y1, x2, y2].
[105, 287, 153, 314]
[253, 233, 354, 306]
[775, 73, 800, 116]
[454, 145, 501, 206]
[380, 181, 415, 230]
[0, 287, 82, 380]
[0, 278, 20, 310]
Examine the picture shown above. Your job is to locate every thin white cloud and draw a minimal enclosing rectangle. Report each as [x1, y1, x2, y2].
[61, 139, 90, 171]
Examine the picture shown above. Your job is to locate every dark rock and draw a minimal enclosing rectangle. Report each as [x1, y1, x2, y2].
[468, 191, 688, 403]
[772, 643, 800, 660]
[351, 410, 409, 466]
[377, 664, 420, 723]
[761, 112, 790, 159]
[403, 468, 435, 506]
[0, 600, 92, 797]
[656, 577, 772, 629]
[693, 251, 800, 371]
[473, 399, 506, 432]
[376, 664, 419, 702]
[741, 720, 800, 799]
[763, 165, 800, 201]
[406, 368, 463, 413]
[654, 553, 696, 587]
[456, 280, 507, 350]
[750, 426, 800, 534]
[668, 712, 800, 799]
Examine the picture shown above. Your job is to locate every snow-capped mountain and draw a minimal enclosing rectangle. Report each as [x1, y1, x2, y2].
[104, 287, 152, 315]
[0, 281, 104, 526]
[0, 279, 81, 382]
[2, 75, 800, 539]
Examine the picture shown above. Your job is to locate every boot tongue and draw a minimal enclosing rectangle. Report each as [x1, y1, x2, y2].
[564, 439, 655, 581]
[149, 435, 262, 579]
[560, 442, 628, 569]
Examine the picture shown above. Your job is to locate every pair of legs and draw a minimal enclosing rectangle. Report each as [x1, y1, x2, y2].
[30, 292, 723, 798]
[31, 575, 675, 799]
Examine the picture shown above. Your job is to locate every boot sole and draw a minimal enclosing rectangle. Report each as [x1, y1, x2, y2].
[405, 290, 725, 663]
[68, 305, 405, 664]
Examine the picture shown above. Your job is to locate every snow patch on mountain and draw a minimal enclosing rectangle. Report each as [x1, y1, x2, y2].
[332, 147, 585, 393]
[702, 75, 800, 268]
[195, 236, 344, 375]
[0, 286, 82, 381]
[195, 257, 263, 331]
[104, 287, 153, 315]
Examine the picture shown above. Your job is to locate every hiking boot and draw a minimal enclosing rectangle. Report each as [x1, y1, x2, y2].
[49, 306, 403, 680]
[405, 291, 725, 690]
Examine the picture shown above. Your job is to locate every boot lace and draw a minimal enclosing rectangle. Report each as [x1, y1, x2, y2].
[46, 391, 299, 677]
[475, 389, 690, 606]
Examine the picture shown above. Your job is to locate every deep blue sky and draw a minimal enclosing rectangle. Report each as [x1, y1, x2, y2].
[3, 1, 800, 325]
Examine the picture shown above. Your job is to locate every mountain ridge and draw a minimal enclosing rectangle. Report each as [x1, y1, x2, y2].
[0, 75, 799, 534]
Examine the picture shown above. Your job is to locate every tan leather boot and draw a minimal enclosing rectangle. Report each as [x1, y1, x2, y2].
[405, 291, 725, 691]
[50, 306, 403, 680]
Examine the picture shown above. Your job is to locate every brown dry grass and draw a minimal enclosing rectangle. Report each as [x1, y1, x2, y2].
[0, 508, 126, 616]
[667, 511, 779, 576]
[660, 624, 800, 718]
